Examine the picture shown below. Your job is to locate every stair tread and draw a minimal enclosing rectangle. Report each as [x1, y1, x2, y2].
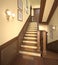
[19, 51, 41, 57]
[25, 34, 37, 37]
[27, 29, 37, 31]
[22, 42, 37, 45]
[26, 31, 37, 32]
[21, 45, 37, 49]
[27, 28, 37, 30]
[27, 28, 37, 29]
[27, 30, 37, 32]
[23, 40, 37, 44]
[26, 32, 37, 34]
[27, 27, 37, 28]
[28, 24, 37, 25]
[29, 24, 37, 26]
[24, 37, 37, 40]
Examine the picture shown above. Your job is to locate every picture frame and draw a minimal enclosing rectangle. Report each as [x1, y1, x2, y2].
[49, 25, 53, 39]
[26, 0, 28, 14]
[18, 0, 23, 10]
[17, 0, 23, 21]
[18, 9, 23, 21]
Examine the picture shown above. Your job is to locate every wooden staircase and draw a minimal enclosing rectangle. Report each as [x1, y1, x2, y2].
[19, 22, 41, 57]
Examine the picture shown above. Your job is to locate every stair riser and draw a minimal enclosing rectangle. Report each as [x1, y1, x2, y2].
[27, 29, 37, 30]
[23, 41, 37, 44]
[28, 28, 37, 30]
[26, 32, 37, 33]
[25, 34, 37, 37]
[23, 39, 37, 41]
[24, 37, 37, 40]
[19, 51, 41, 57]
[20, 48, 40, 53]
[22, 43, 37, 46]
[20, 48, 37, 52]
[26, 32, 37, 34]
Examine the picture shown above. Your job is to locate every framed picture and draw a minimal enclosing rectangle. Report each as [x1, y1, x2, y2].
[26, 0, 28, 14]
[17, 0, 23, 21]
[18, 0, 23, 9]
[49, 25, 53, 39]
[18, 9, 23, 21]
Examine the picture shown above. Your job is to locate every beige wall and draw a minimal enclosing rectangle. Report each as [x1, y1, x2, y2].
[42, 0, 54, 22]
[0, 0, 30, 45]
[29, 0, 40, 8]
[48, 6, 58, 43]
[39, 24, 48, 32]
[39, 7, 58, 43]
[32, 5, 40, 8]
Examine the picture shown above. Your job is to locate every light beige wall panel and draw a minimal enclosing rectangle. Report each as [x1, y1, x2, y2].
[48, 7, 58, 43]
[0, 0, 30, 45]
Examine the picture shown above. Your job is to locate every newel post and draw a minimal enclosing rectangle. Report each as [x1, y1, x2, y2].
[37, 31, 40, 51]
[43, 31, 47, 55]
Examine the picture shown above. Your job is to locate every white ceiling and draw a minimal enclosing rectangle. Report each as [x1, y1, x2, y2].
[29, 0, 40, 8]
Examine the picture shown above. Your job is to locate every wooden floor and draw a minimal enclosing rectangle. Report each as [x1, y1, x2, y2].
[11, 53, 58, 65]
[43, 51, 58, 59]
[11, 54, 43, 65]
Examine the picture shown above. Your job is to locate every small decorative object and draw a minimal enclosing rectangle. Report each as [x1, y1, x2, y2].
[52, 26, 56, 30]
[5, 9, 11, 20]
[5, 9, 15, 20]
[17, 0, 23, 21]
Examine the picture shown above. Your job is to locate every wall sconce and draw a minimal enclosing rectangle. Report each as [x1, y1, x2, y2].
[12, 13, 15, 18]
[5, 9, 15, 20]
[52, 26, 56, 30]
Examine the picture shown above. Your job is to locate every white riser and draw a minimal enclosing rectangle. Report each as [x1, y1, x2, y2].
[23, 40, 37, 44]
[24, 37, 37, 40]
[19, 51, 41, 57]
[21, 45, 37, 49]
[25, 34, 37, 37]
[26, 32, 37, 34]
